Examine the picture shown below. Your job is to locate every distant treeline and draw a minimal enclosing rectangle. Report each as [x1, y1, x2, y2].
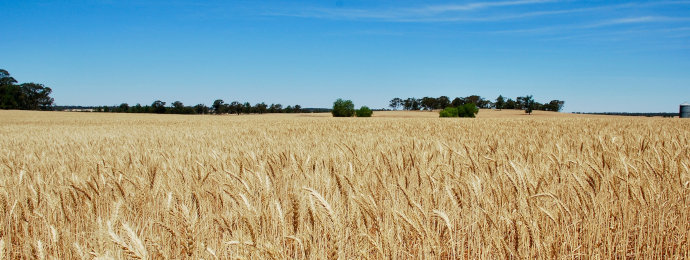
[389, 95, 565, 112]
[3, 68, 570, 115]
[0, 69, 54, 110]
[57, 104, 332, 114]
[573, 112, 677, 118]
[81, 99, 315, 114]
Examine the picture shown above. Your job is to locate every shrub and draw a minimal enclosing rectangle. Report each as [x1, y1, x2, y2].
[461, 103, 479, 117]
[356, 106, 373, 117]
[439, 107, 458, 117]
[439, 103, 479, 118]
[332, 98, 355, 117]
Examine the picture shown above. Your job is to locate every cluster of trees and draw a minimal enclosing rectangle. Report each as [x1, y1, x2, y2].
[440, 103, 479, 118]
[95, 99, 303, 115]
[0, 69, 54, 110]
[210, 99, 302, 115]
[494, 95, 564, 113]
[332, 98, 373, 117]
[95, 101, 209, 114]
[389, 95, 564, 113]
[389, 96, 489, 111]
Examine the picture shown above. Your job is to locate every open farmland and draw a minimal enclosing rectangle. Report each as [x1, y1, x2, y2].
[1, 110, 689, 259]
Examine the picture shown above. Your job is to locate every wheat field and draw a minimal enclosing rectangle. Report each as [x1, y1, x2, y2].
[0, 110, 688, 259]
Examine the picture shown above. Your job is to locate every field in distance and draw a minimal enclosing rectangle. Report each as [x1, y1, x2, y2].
[0, 110, 688, 258]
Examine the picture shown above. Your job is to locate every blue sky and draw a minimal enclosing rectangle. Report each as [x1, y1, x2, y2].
[2, 0, 689, 112]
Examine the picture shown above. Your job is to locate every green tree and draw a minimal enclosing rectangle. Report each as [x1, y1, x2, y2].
[332, 98, 355, 117]
[132, 103, 143, 113]
[494, 95, 505, 110]
[420, 97, 437, 110]
[243, 102, 251, 114]
[544, 100, 565, 112]
[118, 103, 129, 112]
[194, 104, 209, 114]
[1, 70, 55, 110]
[0, 84, 21, 109]
[451, 97, 464, 107]
[152, 100, 167, 114]
[22, 83, 54, 110]
[356, 106, 373, 117]
[437, 96, 451, 109]
[0, 69, 17, 86]
[505, 98, 517, 109]
[463, 95, 481, 106]
[212, 99, 225, 114]
[269, 103, 283, 113]
[403, 98, 420, 110]
[534, 102, 544, 111]
[229, 101, 242, 115]
[389, 97, 402, 110]
[171, 101, 185, 114]
[255, 102, 268, 114]
[520, 95, 535, 115]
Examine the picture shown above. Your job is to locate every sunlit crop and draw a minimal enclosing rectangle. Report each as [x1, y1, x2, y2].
[1, 110, 688, 258]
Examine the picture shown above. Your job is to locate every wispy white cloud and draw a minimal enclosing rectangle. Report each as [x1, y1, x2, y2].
[492, 16, 690, 35]
[267, 0, 561, 22]
[416, 0, 557, 12]
[584, 16, 690, 28]
[261, 0, 690, 42]
[266, 0, 690, 23]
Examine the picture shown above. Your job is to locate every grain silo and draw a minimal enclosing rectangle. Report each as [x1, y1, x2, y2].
[681, 103, 690, 118]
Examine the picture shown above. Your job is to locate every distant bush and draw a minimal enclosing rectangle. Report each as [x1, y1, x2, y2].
[356, 106, 373, 117]
[439, 107, 458, 117]
[439, 103, 479, 118]
[461, 103, 479, 117]
[332, 98, 355, 117]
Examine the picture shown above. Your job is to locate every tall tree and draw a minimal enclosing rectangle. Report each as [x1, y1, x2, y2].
[516, 96, 527, 108]
[152, 100, 166, 114]
[389, 98, 402, 110]
[194, 104, 209, 114]
[132, 103, 143, 113]
[21, 83, 54, 110]
[243, 102, 252, 114]
[451, 97, 464, 107]
[118, 103, 130, 112]
[403, 98, 420, 110]
[226, 101, 239, 115]
[463, 95, 484, 107]
[544, 100, 565, 112]
[520, 95, 535, 115]
[172, 101, 185, 114]
[437, 96, 451, 109]
[255, 102, 268, 114]
[420, 97, 438, 110]
[212, 99, 225, 114]
[495, 95, 505, 110]
[0, 69, 17, 86]
[271, 104, 283, 113]
[505, 98, 517, 109]
[1, 70, 55, 110]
